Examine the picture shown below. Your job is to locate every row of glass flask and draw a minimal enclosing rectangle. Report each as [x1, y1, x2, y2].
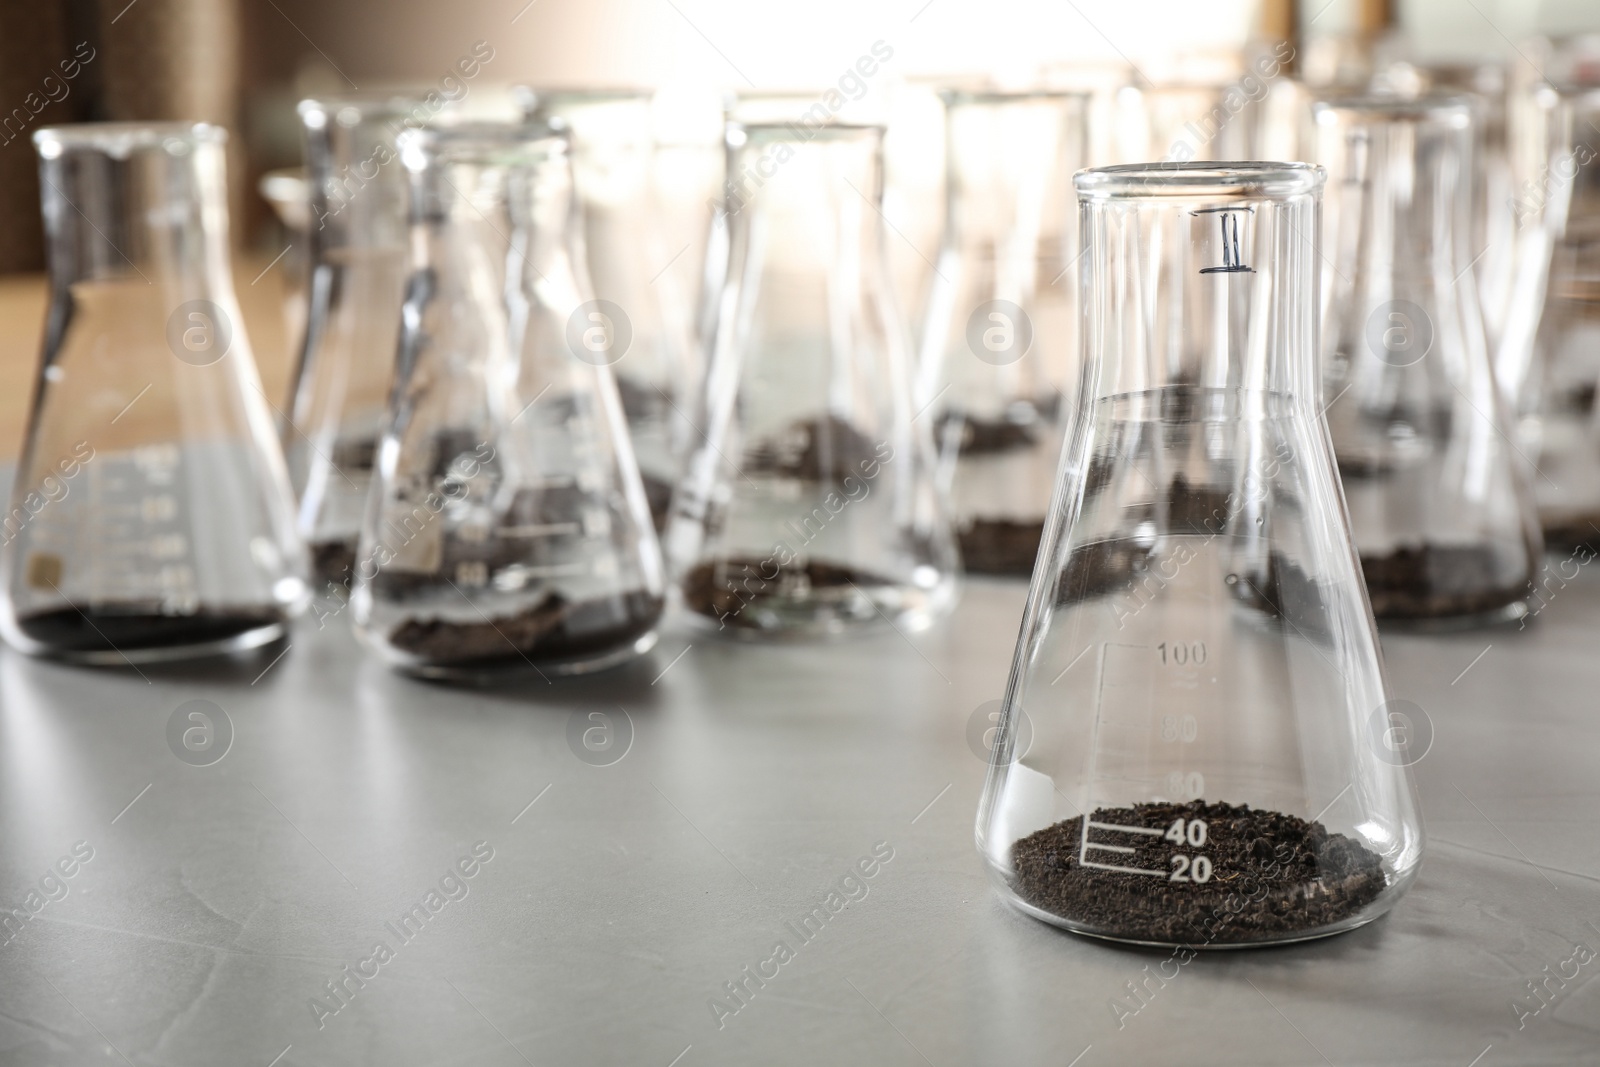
[0, 112, 1433, 949]
[17, 68, 1598, 946]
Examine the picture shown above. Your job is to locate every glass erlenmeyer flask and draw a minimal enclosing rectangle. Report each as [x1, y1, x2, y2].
[916, 88, 1087, 577]
[977, 162, 1423, 947]
[1513, 83, 1600, 553]
[350, 122, 665, 678]
[664, 121, 958, 636]
[0, 123, 307, 663]
[286, 95, 416, 589]
[517, 88, 696, 532]
[1315, 95, 1540, 625]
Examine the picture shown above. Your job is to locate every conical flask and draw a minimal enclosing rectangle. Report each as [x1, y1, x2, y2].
[286, 95, 416, 590]
[1509, 83, 1600, 554]
[664, 121, 958, 636]
[350, 122, 665, 678]
[976, 163, 1424, 947]
[1315, 95, 1540, 624]
[915, 89, 1088, 577]
[517, 88, 696, 531]
[0, 123, 307, 664]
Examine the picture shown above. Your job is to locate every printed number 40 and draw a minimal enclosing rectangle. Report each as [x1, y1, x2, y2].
[1166, 818, 1211, 882]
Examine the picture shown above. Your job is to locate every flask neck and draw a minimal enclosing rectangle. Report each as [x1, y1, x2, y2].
[722, 125, 890, 282]
[1346, 118, 1475, 290]
[1079, 186, 1322, 408]
[37, 126, 233, 294]
[941, 93, 1085, 299]
[301, 102, 415, 254]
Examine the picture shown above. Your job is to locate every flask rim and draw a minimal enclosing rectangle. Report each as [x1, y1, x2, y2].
[1074, 161, 1324, 200]
[297, 93, 430, 126]
[395, 120, 567, 170]
[514, 85, 653, 108]
[1310, 92, 1475, 126]
[938, 87, 1092, 106]
[726, 120, 885, 146]
[1535, 79, 1600, 104]
[33, 122, 226, 158]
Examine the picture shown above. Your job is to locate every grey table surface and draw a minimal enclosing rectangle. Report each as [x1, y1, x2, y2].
[0, 570, 1598, 1067]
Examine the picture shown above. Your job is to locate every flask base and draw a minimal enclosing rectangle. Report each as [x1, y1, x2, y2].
[7, 605, 289, 665]
[678, 556, 953, 638]
[366, 590, 664, 681]
[993, 886, 1394, 950]
[994, 800, 1401, 948]
[389, 626, 661, 683]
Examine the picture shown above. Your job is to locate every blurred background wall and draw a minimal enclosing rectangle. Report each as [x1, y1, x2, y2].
[0, 0, 1588, 272]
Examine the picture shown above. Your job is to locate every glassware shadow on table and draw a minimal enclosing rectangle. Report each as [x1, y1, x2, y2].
[914, 88, 1088, 577]
[976, 161, 1424, 947]
[285, 95, 418, 591]
[350, 122, 665, 680]
[663, 120, 959, 638]
[517, 87, 698, 533]
[0, 122, 308, 664]
[1314, 94, 1540, 626]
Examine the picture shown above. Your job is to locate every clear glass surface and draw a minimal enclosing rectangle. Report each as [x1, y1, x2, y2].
[286, 96, 417, 591]
[915, 89, 1087, 577]
[1315, 95, 1539, 625]
[1375, 60, 1517, 352]
[0, 123, 308, 663]
[1510, 84, 1600, 553]
[976, 162, 1423, 948]
[664, 122, 959, 637]
[350, 122, 665, 679]
[517, 88, 696, 533]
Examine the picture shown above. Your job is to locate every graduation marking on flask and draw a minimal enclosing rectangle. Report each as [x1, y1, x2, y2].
[1193, 207, 1256, 274]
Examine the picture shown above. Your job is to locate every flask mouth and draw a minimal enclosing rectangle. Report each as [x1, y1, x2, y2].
[939, 87, 1091, 106]
[297, 93, 430, 128]
[395, 120, 567, 171]
[1310, 92, 1475, 127]
[33, 122, 226, 160]
[515, 86, 652, 108]
[1075, 161, 1324, 200]
[726, 121, 885, 147]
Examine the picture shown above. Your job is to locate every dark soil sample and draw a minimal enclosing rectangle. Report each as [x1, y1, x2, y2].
[641, 473, 673, 532]
[17, 605, 286, 654]
[615, 375, 667, 423]
[1054, 538, 1152, 602]
[1084, 452, 1117, 496]
[310, 539, 358, 588]
[1010, 800, 1387, 944]
[1336, 455, 1398, 480]
[386, 589, 662, 668]
[744, 416, 881, 482]
[935, 411, 1040, 455]
[331, 436, 378, 475]
[1160, 384, 1200, 423]
[1540, 516, 1600, 555]
[1165, 474, 1231, 533]
[1564, 381, 1596, 414]
[959, 519, 1044, 576]
[1231, 553, 1331, 634]
[429, 429, 488, 480]
[681, 556, 889, 628]
[1359, 543, 1530, 620]
[962, 476, 1229, 580]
